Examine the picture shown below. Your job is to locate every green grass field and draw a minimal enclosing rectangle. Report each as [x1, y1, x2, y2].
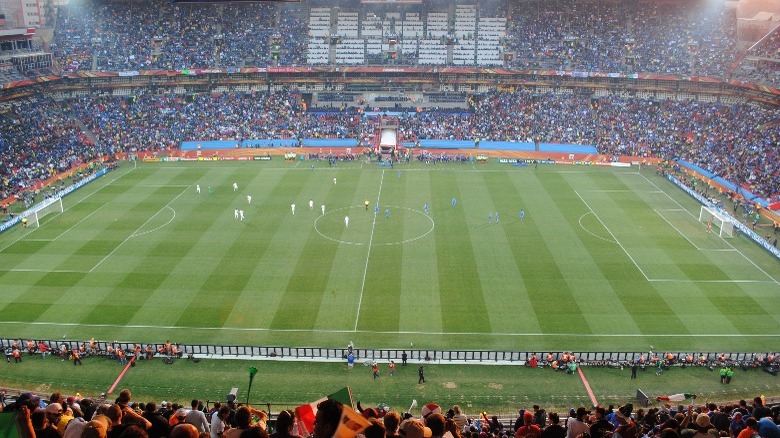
[1, 160, 778, 354]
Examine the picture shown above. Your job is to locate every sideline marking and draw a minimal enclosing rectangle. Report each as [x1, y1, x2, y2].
[106, 356, 135, 395]
[578, 366, 599, 407]
[2, 321, 779, 338]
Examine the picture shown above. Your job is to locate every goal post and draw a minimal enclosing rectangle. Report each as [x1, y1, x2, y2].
[698, 205, 734, 238]
[23, 196, 63, 228]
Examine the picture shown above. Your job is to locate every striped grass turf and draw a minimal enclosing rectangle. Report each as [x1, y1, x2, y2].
[0, 160, 778, 353]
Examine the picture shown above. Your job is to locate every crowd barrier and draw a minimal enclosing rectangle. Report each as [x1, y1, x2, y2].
[1, 338, 774, 367]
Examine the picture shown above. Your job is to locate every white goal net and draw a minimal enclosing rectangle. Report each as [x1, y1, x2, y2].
[22, 197, 63, 228]
[698, 205, 733, 238]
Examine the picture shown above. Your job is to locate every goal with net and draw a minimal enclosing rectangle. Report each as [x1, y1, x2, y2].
[22, 196, 63, 228]
[698, 205, 734, 238]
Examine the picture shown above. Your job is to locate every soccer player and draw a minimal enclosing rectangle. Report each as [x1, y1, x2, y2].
[519, 209, 525, 221]
[365, 200, 369, 210]
[424, 203, 429, 214]
[451, 198, 456, 207]
[233, 182, 238, 192]
[488, 212, 493, 223]
[247, 195, 252, 204]
[321, 204, 326, 215]
[239, 210, 244, 222]
[196, 184, 201, 194]
[309, 199, 314, 210]
[21, 217, 27, 227]
[291, 203, 296, 215]
[234, 208, 239, 220]
[385, 208, 390, 219]
[375, 203, 379, 215]
[707, 220, 712, 233]
[345, 215, 349, 228]
[333, 177, 337, 185]
[208, 185, 213, 194]
[495, 211, 499, 223]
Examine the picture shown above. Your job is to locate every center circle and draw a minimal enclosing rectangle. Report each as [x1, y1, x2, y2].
[314, 205, 435, 246]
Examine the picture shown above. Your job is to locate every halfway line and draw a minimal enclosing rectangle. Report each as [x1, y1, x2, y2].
[354, 169, 385, 331]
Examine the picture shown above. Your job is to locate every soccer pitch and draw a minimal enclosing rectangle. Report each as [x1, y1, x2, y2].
[0, 160, 778, 353]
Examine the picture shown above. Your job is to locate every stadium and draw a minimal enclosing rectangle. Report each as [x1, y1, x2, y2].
[1, 0, 780, 435]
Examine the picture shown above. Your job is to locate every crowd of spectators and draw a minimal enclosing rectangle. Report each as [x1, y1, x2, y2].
[3, 387, 780, 438]
[44, 0, 770, 82]
[0, 98, 112, 202]
[0, 90, 772, 202]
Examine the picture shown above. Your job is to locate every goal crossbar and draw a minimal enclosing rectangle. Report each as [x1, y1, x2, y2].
[698, 206, 733, 238]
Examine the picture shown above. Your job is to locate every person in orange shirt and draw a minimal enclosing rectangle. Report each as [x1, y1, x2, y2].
[389, 360, 396, 377]
[12, 348, 22, 363]
[170, 408, 187, 427]
[737, 417, 758, 438]
[372, 362, 379, 380]
[73, 350, 82, 366]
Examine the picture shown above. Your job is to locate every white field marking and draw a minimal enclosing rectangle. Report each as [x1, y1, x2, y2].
[0, 165, 137, 254]
[653, 208, 709, 251]
[577, 212, 617, 244]
[88, 185, 189, 273]
[131, 206, 176, 238]
[574, 189, 650, 281]
[649, 279, 775, 284]
[2, 320, 780, 338]
[583, 189, 663, 194]
[2, 268, 89, 273]
[656, 208, 687, 212]
[636, 172, 780, 286]
[49, 203, 109, 241]
[354, 169, 384, 331]
[313, 205, 434, 246]
[130, 184, 191, 188]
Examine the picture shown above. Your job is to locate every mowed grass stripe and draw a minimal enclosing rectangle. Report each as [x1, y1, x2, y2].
[566, 171, 690, 335]
[397, 169, 442, 336]
[270, 169, 347, 330]
[431, 171, 490, 333]
[356, 168, 405, 331]
[506, 170, 638, 335]
[514, 172, 591, 334]
[470, 171, 542, 335]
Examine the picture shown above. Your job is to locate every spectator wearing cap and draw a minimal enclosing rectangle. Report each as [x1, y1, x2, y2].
[142, 402, 171, 438]
[566, 408, 590, 438]
[185, 400, 209, 433]
[82, 417, 110, 438]
[516, 411, 541, 438]
[400, 419, 432, 438]
[383, 411, 401, 438]
[35, 405, 63, 438]
[541, 413, 565, 438]
[170, 409, 188, 428]
[44, 403, 66, 438]
[612, 406, 636, 438]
